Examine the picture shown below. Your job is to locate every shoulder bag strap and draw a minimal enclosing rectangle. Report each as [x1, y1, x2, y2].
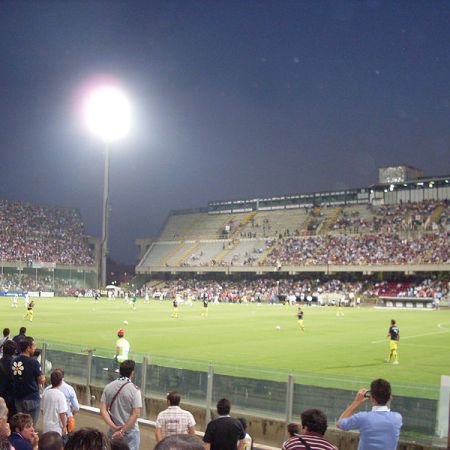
[294, 434, 313, 450]
[108, 380, 131, 411]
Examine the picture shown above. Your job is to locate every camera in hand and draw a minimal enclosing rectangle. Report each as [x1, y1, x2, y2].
[364, 390, 371, 398]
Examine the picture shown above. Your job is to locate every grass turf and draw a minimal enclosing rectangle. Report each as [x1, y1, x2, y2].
[2, 297, 449, 399]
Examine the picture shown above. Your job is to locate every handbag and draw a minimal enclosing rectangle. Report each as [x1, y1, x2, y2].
[67, 416, 76, 433]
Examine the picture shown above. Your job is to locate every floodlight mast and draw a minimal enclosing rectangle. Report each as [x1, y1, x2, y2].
[101, 141, 110, 289]
[83, 84, 130, 288]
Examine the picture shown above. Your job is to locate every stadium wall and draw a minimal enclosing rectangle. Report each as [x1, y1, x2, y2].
[137, 263, 449, 275]
[0, 261, 98, 292]
[41, 346, 445, 449]
[77, 385, 437, 450]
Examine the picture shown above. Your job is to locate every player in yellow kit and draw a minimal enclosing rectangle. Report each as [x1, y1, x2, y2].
[385, 319, 400, 365]
[24, 300, 35, 322]
[297, 307, 304, 332]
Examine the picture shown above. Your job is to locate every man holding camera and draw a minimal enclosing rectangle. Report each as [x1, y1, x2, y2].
[337, 378, 402, 450]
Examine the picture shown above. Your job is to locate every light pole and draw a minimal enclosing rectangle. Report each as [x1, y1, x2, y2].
[83, 84, 131, 288]
[101, 142, 110, 288]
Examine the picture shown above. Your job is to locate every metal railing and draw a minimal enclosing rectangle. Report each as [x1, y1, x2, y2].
[38, 341, 447, 445]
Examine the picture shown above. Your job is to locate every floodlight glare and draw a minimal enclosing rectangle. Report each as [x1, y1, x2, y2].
[81, 81, 131, 288]
[84, 86, 131, 142]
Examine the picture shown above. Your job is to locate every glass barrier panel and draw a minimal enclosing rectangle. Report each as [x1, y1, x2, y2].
[145, 363, 208, 406]
[213, 373, 287, 419]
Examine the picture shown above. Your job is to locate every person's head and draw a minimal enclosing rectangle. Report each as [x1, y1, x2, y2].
[18, 337, 35, 355]
[117, 329, 125, 338]
[2, 340, 17, 357]
[38, 431, 63, 450]
[166, 391, 181, 406]
[391, 319, 396, 326]
[370, 378, 391, 406]
[300, 409, 328, 436]
[54, 368, 65, 378]
[0, 398, 10, 438]
[119, 360, 135, 378]
[110, 441, 130, 450]
[238, 418, 247, 431]
[216, 398, 231, 416]
[287, 422, 299, 437]
[0, 437, 12, 450]
[50, 369, 63, 388]
[65, 428, 111, 450]
[19, 327, 26, 335]
[153, 434, 204, 450]
[10, 413, 34, 441]
[2, 329, 9, 338]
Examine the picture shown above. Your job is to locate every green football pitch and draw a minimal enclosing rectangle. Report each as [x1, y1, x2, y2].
[2, 297, 449, 399]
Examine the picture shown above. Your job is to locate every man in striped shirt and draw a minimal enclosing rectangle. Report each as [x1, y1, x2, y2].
[155, 391, 196, 442]
[282, 409, 338, 450]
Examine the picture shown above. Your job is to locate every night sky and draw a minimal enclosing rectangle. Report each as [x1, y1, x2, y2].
[1, 1, 449, 264]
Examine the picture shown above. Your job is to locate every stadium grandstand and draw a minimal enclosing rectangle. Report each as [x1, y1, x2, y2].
[0, 199, 98, 294]
[135, 166, 449, 305]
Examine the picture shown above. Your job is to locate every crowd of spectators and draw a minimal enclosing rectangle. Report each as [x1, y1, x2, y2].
[229, 200, 450, 240]
[0, 330, 81, 450]
[266, 231, 449, 266]
[0, 377, 404, 450]
[157, 200, 450, 268]
[0, 273, 92, 294]
[332, 200, 448, 234]
[144, 276, 449, 303]
[0, 199, 93, 266]
[368, 279, 448, 299]
[179, 228, 449, 268]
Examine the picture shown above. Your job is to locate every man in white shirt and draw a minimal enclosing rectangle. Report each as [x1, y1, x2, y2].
[43, 368, 79, 432]
[41, 370, 67, 436]
[155, 391, 196, 442]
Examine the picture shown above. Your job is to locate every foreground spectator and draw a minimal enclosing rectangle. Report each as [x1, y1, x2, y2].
[9, 413, 39, 450]
[155, 391, 196, 442]
[13, 337, 45, 424]
[12, 328, 26, 348]
[41, 370, 67, 436]
[0, 439, 11, 450]
[110, 441, 130, 450]
[0, 399, 11, 450]
[0, 329, 10, 358]
[154, 434, 203, 450]
[38, 432, 63, 450]
[100, 360, 141, 450]
[282, 409, 338, 450]
[237, 418, 252, 450]
[203, 398, 245, 450]
[282, 423, 299, 450]
[0, 398, 10, 439]
[337, 378, 402, 450]
[43, 368, 79, 433]
[0, 341, 17, 420]
[65, 428, 110, 450]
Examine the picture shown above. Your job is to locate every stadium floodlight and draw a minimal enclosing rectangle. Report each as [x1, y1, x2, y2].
[83, 84, 131, 288]
[84, 85, 131, 142]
